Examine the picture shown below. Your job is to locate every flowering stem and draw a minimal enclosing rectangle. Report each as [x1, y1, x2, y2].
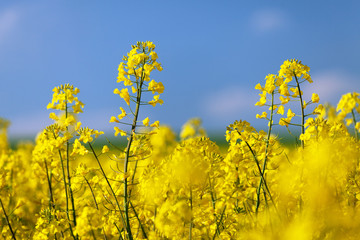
[65, 99, 77, 228]
[88, 142, 127, 237]
[0, 197, 16, 240]
[57, 150, 70, 218]
[66, 140, 77, 226]
[57, 149, 76, 240]
[294, 74, 305, 148]
[237, 130, 276, 213]
[122, 63, 146, 240]
[256, 92, 275, 212]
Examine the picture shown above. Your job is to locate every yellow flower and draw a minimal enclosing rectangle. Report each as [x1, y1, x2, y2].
[131, 86, 137, 94]
[78, 127, 103, 143]
[49, 112, 58, 121]
[264, 74, 276, 93]
[311, 93, 320, 103]
[102, 145, 109, 153]
[255, 83, 263, 91]
[118, 107, 127, 120]
[149, 95, 163, 107]
[346, 118, 353, 126]
[279, 83, 290, 96]
[113, 88, 120, 95]
[143, 117, 150, 126]
[150, 51, 158, 60]
[277, 105, 285, 115]
[71, 139, 88, 156]
[256, 112, 267, 119]
[290, 87, 302, 97]
[109, 116, 119, 123]
[148, 80, 165, 94]
[118, 88, 130, 105]
[279, 118, 288, 126]
[255, 91, 267, 106]
[114, 127, 127, 136]
[279, 96, 290, 105]
[72, 101, 84, 113]
[75, 121, 82, 131]
[355, 122, 360, 131]
[287, 108, 295, 118]
[151, 120, 159, 128]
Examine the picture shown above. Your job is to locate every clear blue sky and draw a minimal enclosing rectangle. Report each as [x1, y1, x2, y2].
[1, 0, 359, 136]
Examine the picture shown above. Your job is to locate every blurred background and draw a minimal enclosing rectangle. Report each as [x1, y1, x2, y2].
[1, 0, 359, 140]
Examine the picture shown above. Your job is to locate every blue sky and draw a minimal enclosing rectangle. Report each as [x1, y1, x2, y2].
[1, 0, 360, 136]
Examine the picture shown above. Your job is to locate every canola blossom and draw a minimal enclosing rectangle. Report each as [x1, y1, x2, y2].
[1, 44, 360, 239]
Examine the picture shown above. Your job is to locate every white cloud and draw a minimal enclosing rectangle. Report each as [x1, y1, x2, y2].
[8, 112, 51, 136]
[250, 9, 287, 33]
[304, 70, 360, 103]
[201, 86, 258, 120]
[8, 108, 114, 137]
[0, 8, 18, 43]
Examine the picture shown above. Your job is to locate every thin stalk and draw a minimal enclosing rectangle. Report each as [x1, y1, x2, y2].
[127, 159, 139, 200]
[352, 110, 358, 141]
[256, 91, 275, 212]
[209, 175, 216, 210]
[114, 222, 124, 240]
[103, 227, 109, 240]
[44, 159, 55, 222]
[65, 100, 77, 227]
[122, 60, 147, 240]
[189, 187, 193, 240]
[58, 150, 70, 220]
[129, 200, 147, 239]
[294, 74, 305, 148]
[0, 198, 16, 240]
[237, 131, 277, 213]
[212, 205, 227, 240]
[57, 149, 76, 239]
[88, 142, 127, 238]
[88, 217, 97, 240]
[84, 176, 99, 210]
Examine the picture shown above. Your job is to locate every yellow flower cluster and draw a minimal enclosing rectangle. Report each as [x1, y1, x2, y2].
[111, 41, 164, 138]
[47, 84, 84, 113]
[180, 117, 207, 139]
[255, 59, 322, 149]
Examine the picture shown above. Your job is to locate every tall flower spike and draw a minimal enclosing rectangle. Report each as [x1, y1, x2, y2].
[109, 41, 164, 239]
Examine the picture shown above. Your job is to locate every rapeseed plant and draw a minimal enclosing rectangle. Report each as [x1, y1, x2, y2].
[1, 43, 360, 240]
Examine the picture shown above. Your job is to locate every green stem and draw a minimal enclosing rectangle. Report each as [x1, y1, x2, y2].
[237, 131, 277, 213]
[44, 159, 55, 212]
[212, 205, 227, 240]
[88, 142, 127, 238]
[84, 176, 99, 210]
[66, 141, 77, 227]
[189, 187, 193, 240]
[58, 150, 70, 218]
[0, 198, 16, 240]
[57, 148, 76, 239]
[294, 74, 305, 148]
[65, 98, 77, 228]
[129, 200, 147, 239]
[256, 92, 274, 212]
[122, 60, 146, 240]
[352, 110, 358, 141]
